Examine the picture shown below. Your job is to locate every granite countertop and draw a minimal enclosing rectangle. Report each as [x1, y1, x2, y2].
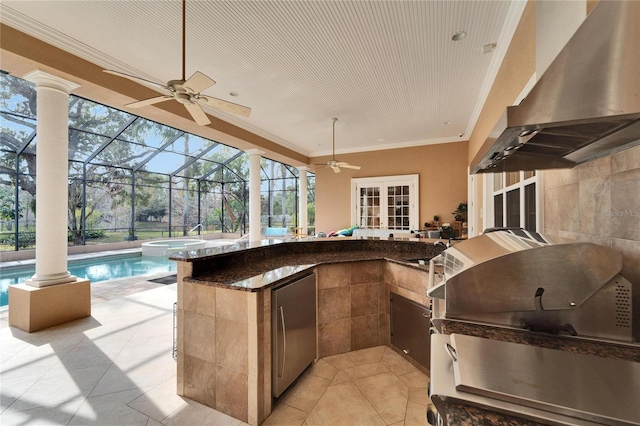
[175, 237, 442, 291]
[439, 319, 640, 362]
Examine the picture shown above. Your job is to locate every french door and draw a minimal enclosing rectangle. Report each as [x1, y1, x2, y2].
[351, 175, 419, 230]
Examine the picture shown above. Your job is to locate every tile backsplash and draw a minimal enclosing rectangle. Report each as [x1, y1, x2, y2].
[544, 144, 640, 340]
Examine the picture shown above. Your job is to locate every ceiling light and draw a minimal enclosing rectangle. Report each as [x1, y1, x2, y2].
[451, 31, 467, 41]
[444, 121, 452, 125]
[229, 91, 239, 97]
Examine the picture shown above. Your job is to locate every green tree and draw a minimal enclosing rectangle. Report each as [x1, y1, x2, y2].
[0, 73, 174, 244]
[0, 185, 22, 231]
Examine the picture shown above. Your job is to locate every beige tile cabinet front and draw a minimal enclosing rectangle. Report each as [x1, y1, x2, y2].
[176, 256, 432, 425]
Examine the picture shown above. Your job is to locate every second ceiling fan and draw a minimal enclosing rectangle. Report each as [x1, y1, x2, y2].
[104, 0, 251, 126]
[321, 118, 361, 173]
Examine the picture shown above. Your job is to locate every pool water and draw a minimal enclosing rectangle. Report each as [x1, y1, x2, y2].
[0, 254, 177, 308]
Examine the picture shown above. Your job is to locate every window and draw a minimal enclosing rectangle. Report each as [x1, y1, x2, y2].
[351, 175, 418, 230]
[484, 171, 541, 232]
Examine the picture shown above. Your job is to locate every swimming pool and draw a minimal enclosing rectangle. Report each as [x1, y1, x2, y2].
[0, 253, 177, 308]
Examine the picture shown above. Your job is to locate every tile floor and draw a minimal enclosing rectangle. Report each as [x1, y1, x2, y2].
[1, 279, 430, 425]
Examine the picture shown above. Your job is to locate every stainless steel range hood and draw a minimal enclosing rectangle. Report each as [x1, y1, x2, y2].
[471, 1, 640, 174]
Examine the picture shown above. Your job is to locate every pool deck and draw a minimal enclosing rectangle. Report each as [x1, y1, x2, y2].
[0, 239, 239, 329]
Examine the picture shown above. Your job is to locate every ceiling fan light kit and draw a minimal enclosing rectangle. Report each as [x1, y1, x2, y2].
[103, 0, 251, 125]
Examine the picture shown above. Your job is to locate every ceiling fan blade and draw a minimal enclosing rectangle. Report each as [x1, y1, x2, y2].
[330, 165, 341, 173]
[197, 95, 251, 117]
[183, 71, 216, 94]
[184, 101, 211, 126]
[337, 163, 361, 170]
[126, 95, 173, 108]
[104, 69, 170, 92]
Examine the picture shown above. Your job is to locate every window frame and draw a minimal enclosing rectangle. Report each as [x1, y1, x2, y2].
[483, 171, 543, 232]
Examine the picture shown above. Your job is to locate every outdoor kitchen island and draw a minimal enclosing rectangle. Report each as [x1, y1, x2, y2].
[170, 237, 443, 425]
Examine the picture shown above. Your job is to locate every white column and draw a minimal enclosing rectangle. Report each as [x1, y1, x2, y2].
[246, 149, 264, 242]
[24, 70, 80, 288]
[297, 166, 310, 235]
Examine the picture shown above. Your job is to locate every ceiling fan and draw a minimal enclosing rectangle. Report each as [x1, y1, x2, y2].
[319, 118, 361, 173]
[103, 0, 250, 126]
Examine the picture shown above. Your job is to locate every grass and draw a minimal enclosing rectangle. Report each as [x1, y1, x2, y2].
[0, 223, 221, 252]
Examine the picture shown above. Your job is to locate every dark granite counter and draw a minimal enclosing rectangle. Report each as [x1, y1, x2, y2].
[171, 238, 442, 291]
[440, 319, 640, 362]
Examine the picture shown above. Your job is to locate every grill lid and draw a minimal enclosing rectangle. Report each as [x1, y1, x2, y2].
[441, 232, 622, 314]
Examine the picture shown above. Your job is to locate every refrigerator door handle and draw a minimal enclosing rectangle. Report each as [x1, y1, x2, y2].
[278, 305, 286, 378]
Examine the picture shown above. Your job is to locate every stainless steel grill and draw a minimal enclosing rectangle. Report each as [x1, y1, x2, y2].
[428, 229, 634, 342]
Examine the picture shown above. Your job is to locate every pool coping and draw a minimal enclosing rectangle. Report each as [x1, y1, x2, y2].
[0, 248, 143, 271]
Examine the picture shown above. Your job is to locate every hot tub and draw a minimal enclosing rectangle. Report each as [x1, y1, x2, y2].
[141, 239, 207, 256]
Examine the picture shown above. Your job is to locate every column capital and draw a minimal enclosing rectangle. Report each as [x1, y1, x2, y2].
[296, 166, 311, 172]
[23, 70, 80, 94]
[245, 148, 265, 157]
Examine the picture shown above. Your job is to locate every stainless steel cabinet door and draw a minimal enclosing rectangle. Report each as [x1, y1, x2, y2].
[390, 292, 431, 370]
[272, 273, 317, 397]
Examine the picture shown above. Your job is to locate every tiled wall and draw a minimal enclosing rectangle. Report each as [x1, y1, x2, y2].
[316, 260, 431, 361]
[177, 258, 433, 424]
[316, 261, 385, 357]
[543, 144, 640, 340]
[177, 261, 270, 425]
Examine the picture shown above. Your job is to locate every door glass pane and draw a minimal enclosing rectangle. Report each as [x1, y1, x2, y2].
[494, 194, 503, 227]
[524, 183, 536, 231]
[359, 186, 381, 228]
[506, 188, 520, 227]
[524, 170, 536, 179]
[387, 184, 410, 230]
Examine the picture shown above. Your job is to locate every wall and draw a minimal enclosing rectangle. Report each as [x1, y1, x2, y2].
[543, 145, 640, 340]
[466, 1, 536, 234]
[313, 141, 468, 234]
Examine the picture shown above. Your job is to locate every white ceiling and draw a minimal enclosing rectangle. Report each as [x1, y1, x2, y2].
[0, 0, 525, 158]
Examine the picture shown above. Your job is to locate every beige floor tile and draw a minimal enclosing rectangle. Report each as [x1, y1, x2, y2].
[89, 356, 168, 397]
[404, 401, 428, 426]
[344, 362, 389, 381]
[305, 382, 385, 426]
[322, 353, 355, 370]
[390, 422, 404, 426]
[69, 388, 152, 425]
[280, 374, 331, 413]
[263, 402, 308, 426]
[354, 372, 408, 424]
[0, 374, 41, 413]
[408, 387, 429, 406]
[346, 345, 385, 366]
[381, 347, 418, 376]
[398, 370, 430, 388]
[0, 398, 85, 426]
[163, 397, 243, 426]
[127, 376, 189, 423]
[307, 359, 338, 381]
[5, 364, 109, 413]
[331, 371, 351, 385]
[146, 417, 164, 426]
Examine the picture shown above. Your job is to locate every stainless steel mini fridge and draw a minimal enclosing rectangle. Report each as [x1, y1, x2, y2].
[272, 273, 317, 397]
